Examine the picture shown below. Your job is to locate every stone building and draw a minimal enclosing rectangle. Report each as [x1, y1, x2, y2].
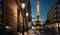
[4, 0, 22, 35]
[46, 0, 60, 33]
[4, 0, 32, 35]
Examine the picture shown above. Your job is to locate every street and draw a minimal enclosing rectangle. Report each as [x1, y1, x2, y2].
[17, 27, 60, 35]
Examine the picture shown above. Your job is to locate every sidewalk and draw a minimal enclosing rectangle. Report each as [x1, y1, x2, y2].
[17, 32, 28, 35]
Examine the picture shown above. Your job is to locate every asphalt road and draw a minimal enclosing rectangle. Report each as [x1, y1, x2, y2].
[27, 28, 60, 35]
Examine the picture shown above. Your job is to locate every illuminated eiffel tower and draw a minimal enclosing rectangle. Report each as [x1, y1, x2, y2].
[34, 0, 43, 26]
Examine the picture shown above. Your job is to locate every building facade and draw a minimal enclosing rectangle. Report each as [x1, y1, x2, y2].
[46, 0, 60, 33]
[4, 0, 22, 35]
[4, 0, 32, 34]
[0, 0, 3, 35]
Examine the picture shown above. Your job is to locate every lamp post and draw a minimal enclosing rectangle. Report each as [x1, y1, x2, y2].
[21, 3, 25, 35]
[26, 12, 28, 35]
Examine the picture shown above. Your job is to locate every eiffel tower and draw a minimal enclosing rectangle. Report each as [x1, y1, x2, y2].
[34, 0, 43, 26]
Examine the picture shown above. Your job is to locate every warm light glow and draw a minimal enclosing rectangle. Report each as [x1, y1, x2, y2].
[17, 32, 22, 35]
[56, 23, 58, 28]
[28, 22, 31, 27]
[59, 23, 60, 27]
[22, 3, 25, 9]
[37, 26, 40, 29]
[32, 26, 36, 29]
[34, 22, 36, 25]
[6, 26, 9, 28]
[26, 13, 28, 16]
[24, 32, 27, 35]
[37, 4, 40, 16]
[6, 26, 11, 29]
[54, 23, 55, 28]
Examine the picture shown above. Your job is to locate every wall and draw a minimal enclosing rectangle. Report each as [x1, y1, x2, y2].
[4, 0, 18, 34]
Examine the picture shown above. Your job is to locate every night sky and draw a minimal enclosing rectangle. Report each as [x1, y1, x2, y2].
[30, 0, 57, 22]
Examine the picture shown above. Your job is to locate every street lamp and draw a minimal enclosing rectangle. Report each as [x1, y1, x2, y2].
[6, 26, 9, 29]
[26, 13, 28, 17]
[21, 3, 26, 35]
[26, 12, 28, 34]
[22, 3, 26, 10]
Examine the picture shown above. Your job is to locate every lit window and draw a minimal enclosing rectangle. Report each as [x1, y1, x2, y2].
[56, 23, 58, 28]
